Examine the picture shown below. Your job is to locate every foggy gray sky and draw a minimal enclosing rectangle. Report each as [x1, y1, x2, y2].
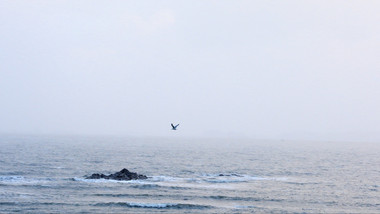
[1, 1, 380, 142]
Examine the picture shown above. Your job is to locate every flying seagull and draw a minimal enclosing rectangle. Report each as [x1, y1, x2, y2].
[171, 123, 179, 130]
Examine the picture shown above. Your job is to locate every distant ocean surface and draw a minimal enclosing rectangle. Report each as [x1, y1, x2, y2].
[0, 135, 379, 213]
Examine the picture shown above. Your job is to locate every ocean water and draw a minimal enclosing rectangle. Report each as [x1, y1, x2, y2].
[0, 135, 379, 213]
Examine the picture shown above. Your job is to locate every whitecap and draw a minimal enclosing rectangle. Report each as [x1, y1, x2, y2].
[126, 202, 177, 208]
[94, 201, 212, 209]
[198, 173, 288, 183]
[72, 177, 156, 186]
[72, 177, 129, 183]
[0, 176, 54, 185]
[148, 175, 180, 182]
[234, 205, 256, 209]
[0, 176, 25, 182]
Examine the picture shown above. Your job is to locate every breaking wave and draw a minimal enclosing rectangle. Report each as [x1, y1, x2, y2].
[0, 176, 56, 185]
[94, 202, 212, 209]
[72, 173, 287, 190]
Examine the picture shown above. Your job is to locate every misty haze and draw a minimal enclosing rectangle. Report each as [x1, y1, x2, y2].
[0, 1, 379, 213]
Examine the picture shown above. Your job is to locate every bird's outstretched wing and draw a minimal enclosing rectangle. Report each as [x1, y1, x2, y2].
[171, 123, 180, 129]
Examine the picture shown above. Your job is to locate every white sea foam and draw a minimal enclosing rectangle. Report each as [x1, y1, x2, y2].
[72, 174, 288, 190]
[0, 176, 54, 185]
[126, 202, 177, 208]
[72, 177, 161, 187]
[149, 174, 286, 184]
[149, 175, 180, 182]
[0, 176, 25, 182]
[95, 201, 212, 209]
[194, 173, 288, 184]
[72, 177, 137, 183]
[234, 205, 256, 209]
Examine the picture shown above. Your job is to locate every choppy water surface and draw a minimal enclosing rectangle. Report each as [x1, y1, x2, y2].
[0, 135, 379, 213]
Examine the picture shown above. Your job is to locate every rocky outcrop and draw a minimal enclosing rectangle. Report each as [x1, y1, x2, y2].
[86, 168, 147, 180]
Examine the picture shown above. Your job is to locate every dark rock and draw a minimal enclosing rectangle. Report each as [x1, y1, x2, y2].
[86, 168, 147, 180]
[218, 173, 243, 177]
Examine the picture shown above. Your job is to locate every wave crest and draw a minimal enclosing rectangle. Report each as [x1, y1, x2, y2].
[95, 202, 212, 209]
[0, 176, 55, 185]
